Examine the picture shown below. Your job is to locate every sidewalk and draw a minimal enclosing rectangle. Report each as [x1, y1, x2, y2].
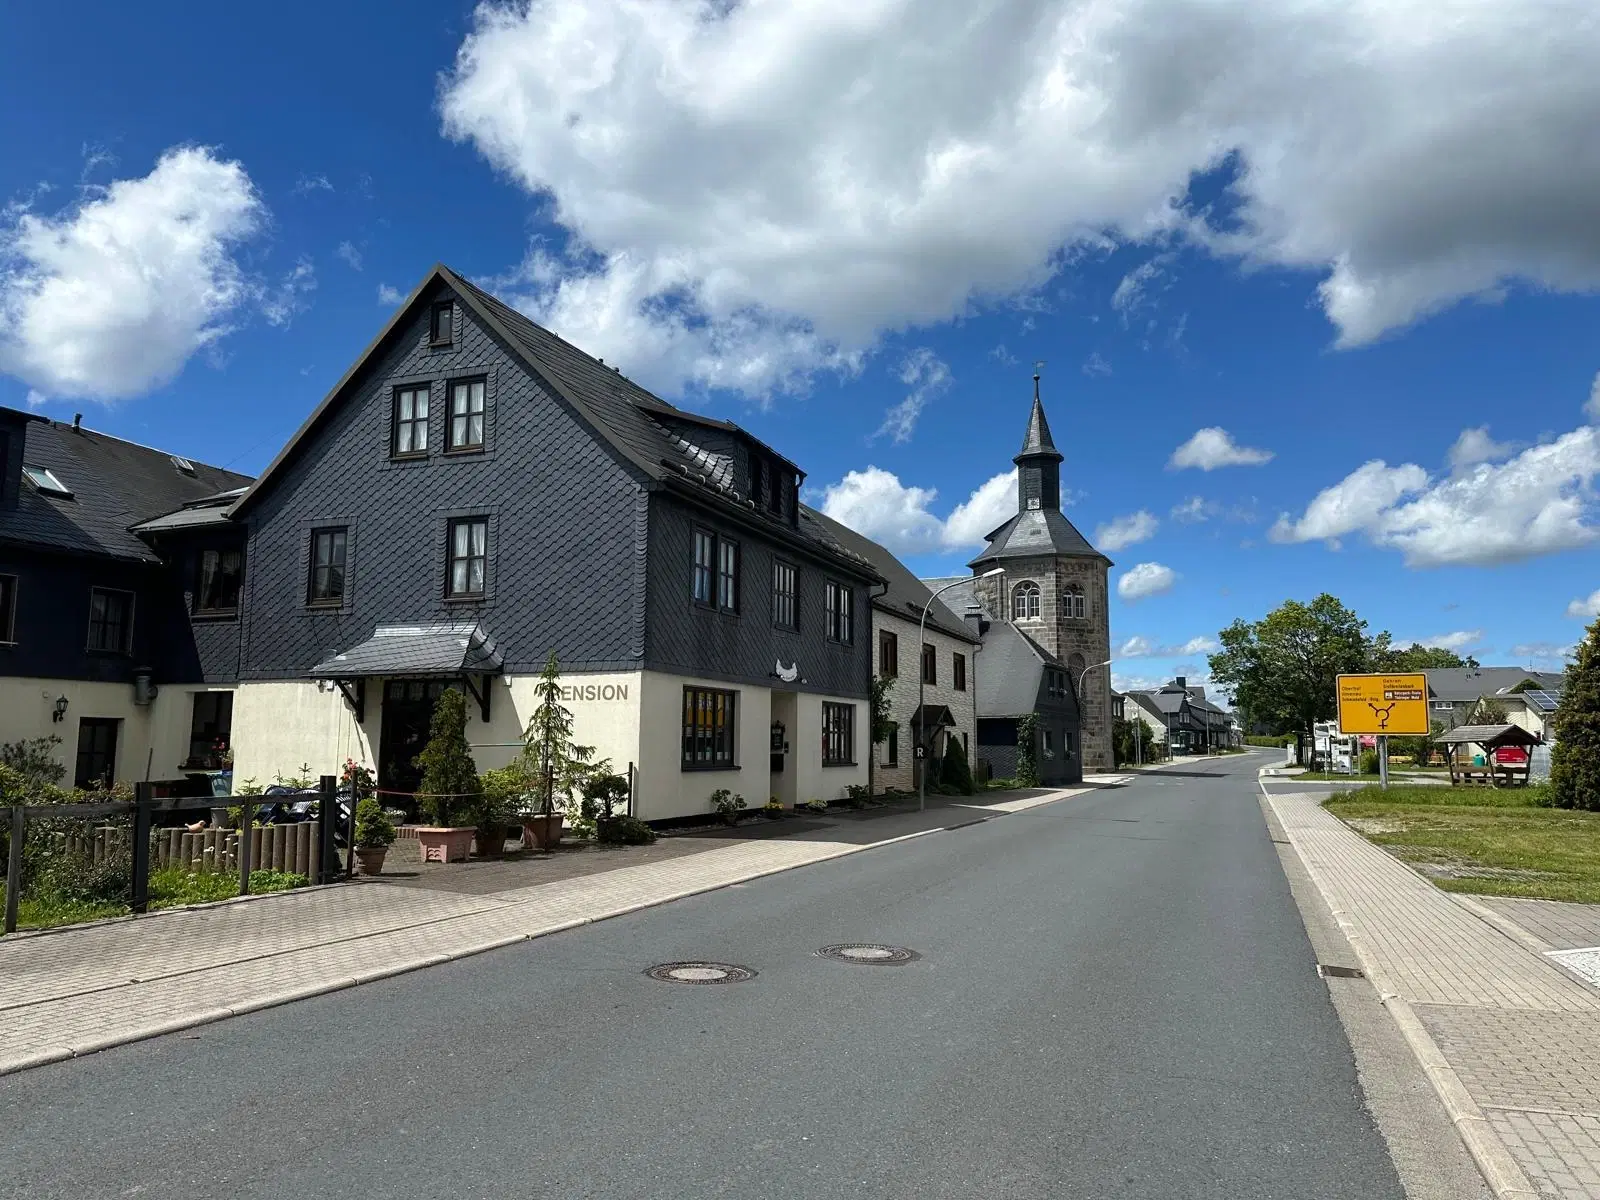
[0, 785, 1086, 1078]
[1265, 788, 1600, 1200]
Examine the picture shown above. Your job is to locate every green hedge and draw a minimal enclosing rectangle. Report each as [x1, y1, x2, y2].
[1245, 735, 1295, 747]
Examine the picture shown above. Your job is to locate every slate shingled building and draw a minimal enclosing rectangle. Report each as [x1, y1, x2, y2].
[215, 265, 881, 819]
[0, 407, 250, 787]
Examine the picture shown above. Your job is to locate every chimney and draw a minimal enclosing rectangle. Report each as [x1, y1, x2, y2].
[72, 413, 82, 432]
[963, 604, 988, 640]
[1174, 675, 1187, 691]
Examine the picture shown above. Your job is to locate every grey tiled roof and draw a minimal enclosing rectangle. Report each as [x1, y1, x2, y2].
[1, 415, 251, 562]
[803, 508, 977, 643]
[311, 621, 503, 678]
[1433, 723, 1542, 747]
[130, 487, 249, 534]
[232, 265, 873, 579]
[1017, 394, 1062, 460]
[977, 621, 1061, 718]
[1424, 667, 1566, 702]
[968, 507, 1104, 565]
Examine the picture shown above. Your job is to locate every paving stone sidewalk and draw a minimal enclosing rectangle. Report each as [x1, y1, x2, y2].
[1267, 789, 1600, 1200]
[0, 786, 1085, 1078]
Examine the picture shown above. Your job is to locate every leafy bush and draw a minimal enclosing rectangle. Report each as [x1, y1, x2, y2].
[987, 777, 1017, 790]
[710, 788, 747, 820]
[596, 816, 656, 845]
[1359, 749, 1381, 775]
[0, 735, 65, 786]
[1015, 715, 1040, 787]
[34, 848, 131, 905]
[843, 784, 871, 809]
[354, 797, 397, 848]
[1245, 734, 1296, 748]
[940, 738, 975, 795]
[150, 867, 237, 907]
[799, 797, 829, 813]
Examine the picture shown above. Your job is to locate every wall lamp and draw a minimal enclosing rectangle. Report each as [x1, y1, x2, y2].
[52, 696, 69, 723]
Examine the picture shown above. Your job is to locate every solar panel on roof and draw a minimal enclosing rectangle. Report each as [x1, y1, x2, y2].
[1522, 689, 1561, 712]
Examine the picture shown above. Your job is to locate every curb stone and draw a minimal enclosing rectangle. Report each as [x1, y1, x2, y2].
[0, 789, 1073, 1077]
[1260, 783, 1541, 1200]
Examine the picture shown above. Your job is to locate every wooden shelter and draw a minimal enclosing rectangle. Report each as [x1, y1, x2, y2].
[1434, 724, 1542, 787]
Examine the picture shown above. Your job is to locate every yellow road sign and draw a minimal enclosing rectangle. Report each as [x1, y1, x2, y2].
[1336, 673, 1430, 736]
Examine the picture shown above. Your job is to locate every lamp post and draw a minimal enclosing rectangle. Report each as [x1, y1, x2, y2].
[919, 568, 1004, 813]
[1070, 658, 1111, 768]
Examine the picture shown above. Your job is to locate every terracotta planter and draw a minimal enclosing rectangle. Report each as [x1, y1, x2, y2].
[522, 812, 564, 850]
[474, 824, 507, 859]
[353, 846, 389, 876]
[414, 826, 476, 863]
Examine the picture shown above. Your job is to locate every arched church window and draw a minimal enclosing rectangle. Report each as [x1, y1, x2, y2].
[1064, 585, 1087, 620]
[1011, 580, 1041, 620]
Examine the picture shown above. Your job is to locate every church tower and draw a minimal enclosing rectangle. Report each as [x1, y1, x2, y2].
[969, 375, 1114, 771]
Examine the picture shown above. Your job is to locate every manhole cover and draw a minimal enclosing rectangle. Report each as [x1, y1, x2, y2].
[816, 944, 921, 966]
[644, 961, 756, 985]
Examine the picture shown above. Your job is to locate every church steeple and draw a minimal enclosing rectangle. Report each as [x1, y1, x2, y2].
[1014, 373, 1063, 511]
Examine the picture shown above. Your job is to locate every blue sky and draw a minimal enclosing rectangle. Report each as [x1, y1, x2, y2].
[3, 1, 1598, 697]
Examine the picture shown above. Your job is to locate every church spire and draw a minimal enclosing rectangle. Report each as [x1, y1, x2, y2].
[1014, 372, 1063, 511]
[1016, 372, 1063, 462]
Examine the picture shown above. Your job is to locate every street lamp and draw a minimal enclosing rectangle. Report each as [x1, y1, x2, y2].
[919, 568, 1005, 813]
[1070, 658, 1111, 767]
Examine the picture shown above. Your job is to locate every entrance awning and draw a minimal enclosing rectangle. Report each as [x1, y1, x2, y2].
[310, 622, 503, 722]
[908, 704, 957, 740]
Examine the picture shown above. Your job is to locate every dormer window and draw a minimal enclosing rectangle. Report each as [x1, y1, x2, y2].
[430, 302, 454, 347]
[22, 466, 72, 498]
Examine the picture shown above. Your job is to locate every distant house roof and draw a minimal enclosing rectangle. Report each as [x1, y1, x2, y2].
[0, 412, 251, 563]
[1425, 667, 1566, 703]
[311, 621, 503, 679]
[230, 265, 876, 582]
[803, 509, 977, 643]
[976, 622, 1065, 718]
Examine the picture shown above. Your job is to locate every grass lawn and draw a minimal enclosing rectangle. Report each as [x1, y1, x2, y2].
[4, 867, 310, 932]
[1325, 784, 1600, 904]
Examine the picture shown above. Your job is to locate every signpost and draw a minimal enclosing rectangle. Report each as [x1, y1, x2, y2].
[1336, 672, 1430, 789]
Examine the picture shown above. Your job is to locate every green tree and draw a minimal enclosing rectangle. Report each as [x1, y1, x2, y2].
[1371, 638, 1478, 671]
[1471, 697, 1511, 725]
[1208, 594, 1373, 739]
[867, 673, 895, 799]
[1550, 616, 1600, 811]
[940, 736, 975, 795]
[521, 652, 603, 817]
[414, 687, 480, 827]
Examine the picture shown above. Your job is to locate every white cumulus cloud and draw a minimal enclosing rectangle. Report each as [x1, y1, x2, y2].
[1095, 510, 1159, 551]
[1119, 634, 1217, 658]
[1170, 427, 1274, 471]
[1567, 588, 1600, 619]
[1588, 370, 1600, 423]
[820, 466, 1017, 556]
[1272, 425, 1600, 566]
[1395, 630, 1485, 652]
[1447, 426, 1518, 470]
[439, 1, 1600, 400]
[0, 147, 265, 401]
[377, 282, 404, 306]
[1117, 562, 1177, 601]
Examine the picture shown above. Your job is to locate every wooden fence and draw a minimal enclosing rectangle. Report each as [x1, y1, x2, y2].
[60, 822, 322, 878]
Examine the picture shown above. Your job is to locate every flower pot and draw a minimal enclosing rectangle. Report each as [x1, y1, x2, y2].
[474, 824, 507, 859]
[414, 826, 476, 863]
[353, 846, 388, 876]
[523, 812, 564, 850]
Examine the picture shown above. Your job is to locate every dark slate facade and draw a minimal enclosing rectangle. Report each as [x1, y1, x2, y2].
[230, 266, 879, 698]
[0, 407, 252, 689]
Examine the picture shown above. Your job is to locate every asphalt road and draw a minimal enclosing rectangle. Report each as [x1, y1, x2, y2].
[0, 756, 1406, 1199]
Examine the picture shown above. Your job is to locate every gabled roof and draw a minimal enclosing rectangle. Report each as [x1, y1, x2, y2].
[1425, 667, 1566, 702]
[968, 507, 1107, 567]
[804, 508, 977, 643]
[976, 622, 1065, 718]
[1434, 723, 1542, 749]
[0, 413, 250, 563]
[229, 264, 874, 579]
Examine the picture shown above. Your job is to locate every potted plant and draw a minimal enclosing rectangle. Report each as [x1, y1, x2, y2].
[761, 798, 785, 821]
[584, 771, 631, 842]
[519, 653, 603, 849]
[710, 788, 745, 827]
[476, 765, 527, 857]
[353, 797, 396, 876]
[412, 688, 481, 863]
